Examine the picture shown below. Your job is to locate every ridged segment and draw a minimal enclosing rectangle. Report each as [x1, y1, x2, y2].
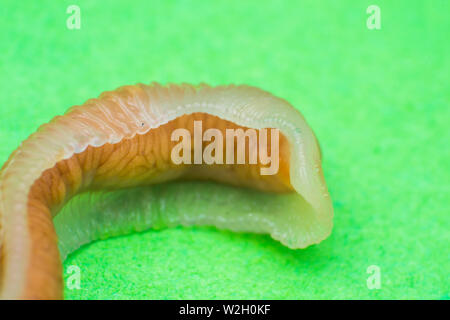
[0, 83, 333, 299]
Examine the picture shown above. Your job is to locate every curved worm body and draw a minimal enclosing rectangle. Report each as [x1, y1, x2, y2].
[0, 83, 333, 299]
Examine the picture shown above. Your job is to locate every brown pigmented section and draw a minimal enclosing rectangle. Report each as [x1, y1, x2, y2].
[0, 243, 3, 291]
[21, 112, 292, 299]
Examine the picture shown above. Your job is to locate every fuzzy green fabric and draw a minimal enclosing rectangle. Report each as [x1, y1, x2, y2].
[0, 0, 448, 299]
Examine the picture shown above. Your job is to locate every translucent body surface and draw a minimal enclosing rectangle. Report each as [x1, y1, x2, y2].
[0, 83, 333, 299]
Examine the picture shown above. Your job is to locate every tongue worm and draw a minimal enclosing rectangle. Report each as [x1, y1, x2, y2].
[0, 83, 333, 299]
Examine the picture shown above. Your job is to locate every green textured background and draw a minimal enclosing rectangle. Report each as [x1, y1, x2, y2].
[0, 0, 448, 299]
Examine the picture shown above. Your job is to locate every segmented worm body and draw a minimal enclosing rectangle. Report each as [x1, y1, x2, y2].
[0, 83, 333, 299]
